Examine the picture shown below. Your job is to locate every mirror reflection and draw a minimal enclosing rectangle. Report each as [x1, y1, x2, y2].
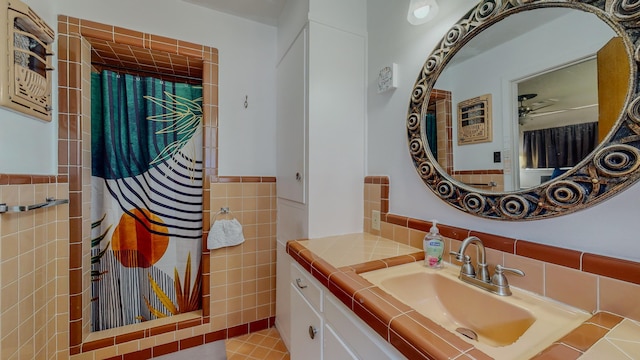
[426, 7, 626, 192]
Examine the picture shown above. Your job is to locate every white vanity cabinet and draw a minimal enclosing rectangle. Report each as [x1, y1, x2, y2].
[287, 261, 406, 360]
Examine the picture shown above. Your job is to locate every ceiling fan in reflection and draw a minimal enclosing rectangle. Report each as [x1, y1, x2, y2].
[518, 93, 557, 125]
[518, 93, 599, 126]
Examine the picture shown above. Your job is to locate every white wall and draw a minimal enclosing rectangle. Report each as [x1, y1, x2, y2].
[0, 1, 58, 174]
[367, 0, 640, 261]
[307, 20, 366, 238]
[7, 0, 277, 176]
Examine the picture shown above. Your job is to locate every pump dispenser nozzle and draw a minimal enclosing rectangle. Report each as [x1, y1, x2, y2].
[430, 220, 439, 234]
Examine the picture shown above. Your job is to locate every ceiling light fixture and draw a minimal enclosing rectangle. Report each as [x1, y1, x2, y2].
[407, 0, 439, 25]
[413, 5, 431, 19]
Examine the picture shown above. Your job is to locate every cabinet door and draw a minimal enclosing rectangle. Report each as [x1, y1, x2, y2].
[276, 28, 306, 204]
[324, 293, 406, 359]
[275, 241, 292, 349]
[290, 283, 322, 360]
[324, 324, 358, 360]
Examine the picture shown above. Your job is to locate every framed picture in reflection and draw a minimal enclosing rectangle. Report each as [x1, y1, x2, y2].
[457, 94, 492, 145]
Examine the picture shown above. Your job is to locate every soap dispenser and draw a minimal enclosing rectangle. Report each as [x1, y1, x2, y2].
[424, 220, 444, 269]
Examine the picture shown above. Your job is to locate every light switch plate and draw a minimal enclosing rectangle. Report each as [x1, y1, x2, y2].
[372, 210, 381, 231]
[493, 151, 501, 163]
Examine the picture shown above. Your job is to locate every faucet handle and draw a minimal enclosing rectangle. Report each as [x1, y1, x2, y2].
[449, 250, 463, 262]
[460, 255, 475, 277]
[491, 265, 525, 286]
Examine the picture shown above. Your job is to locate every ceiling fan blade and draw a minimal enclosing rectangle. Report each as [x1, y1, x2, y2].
[529, 103, 554, 113]
[529, 103, 598, 118]
[528, 109, 567, 118]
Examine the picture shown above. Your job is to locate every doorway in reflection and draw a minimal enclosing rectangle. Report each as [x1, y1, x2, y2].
[516, 37, 628, 189]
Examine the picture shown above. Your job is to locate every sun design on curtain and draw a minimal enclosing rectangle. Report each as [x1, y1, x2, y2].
[90, 70, 204, 331]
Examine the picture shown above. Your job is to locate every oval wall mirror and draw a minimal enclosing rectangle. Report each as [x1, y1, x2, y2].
[407, 0, 640, 220]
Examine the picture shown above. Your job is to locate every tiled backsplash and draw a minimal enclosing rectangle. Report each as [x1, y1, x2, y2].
[364, 176, 640, 322]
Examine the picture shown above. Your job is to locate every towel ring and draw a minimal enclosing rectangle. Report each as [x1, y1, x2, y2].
[210, 207, 237, 223]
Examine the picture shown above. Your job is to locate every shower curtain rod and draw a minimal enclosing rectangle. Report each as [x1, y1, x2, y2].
[91, 62, 202, 82]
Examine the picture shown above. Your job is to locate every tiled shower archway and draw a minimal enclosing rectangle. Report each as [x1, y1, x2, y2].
[58, 16, 219, 356]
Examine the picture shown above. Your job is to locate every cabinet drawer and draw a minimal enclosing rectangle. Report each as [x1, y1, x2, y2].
[291, 262, 323, 312]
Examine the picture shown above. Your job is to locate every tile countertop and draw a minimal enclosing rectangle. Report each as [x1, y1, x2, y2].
[286, 233, 639, 360]
[295, 233, 420, 268]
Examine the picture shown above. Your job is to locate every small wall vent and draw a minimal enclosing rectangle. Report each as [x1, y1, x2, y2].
[0, 0, 54, 121]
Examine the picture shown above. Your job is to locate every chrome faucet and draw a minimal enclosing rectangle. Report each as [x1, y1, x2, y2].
[455, 236, 490, 282]
[450, 236, 525, 296]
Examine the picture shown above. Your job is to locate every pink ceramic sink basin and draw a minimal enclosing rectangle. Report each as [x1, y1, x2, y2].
[361, 262, 590, 359]
[380, 271, 535, 346]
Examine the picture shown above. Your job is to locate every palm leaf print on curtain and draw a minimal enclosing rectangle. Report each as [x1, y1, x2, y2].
[90, 70, 203, 331]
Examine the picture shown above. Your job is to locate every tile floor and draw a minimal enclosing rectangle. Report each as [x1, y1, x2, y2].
[226, 328, 290, 360]
[155, 327, 289, 360]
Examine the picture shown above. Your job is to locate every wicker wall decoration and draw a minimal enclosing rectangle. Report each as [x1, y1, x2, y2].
[0, 0, 54, 121]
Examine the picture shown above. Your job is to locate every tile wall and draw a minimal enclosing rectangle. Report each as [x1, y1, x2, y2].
[363, 176, 640, 322]
[0, 177, 69, 359]
[431, 89, 452, 173]
[450, 170, 505, 192]
[363, 176, 388, 238]
[209, 179, 278, 332]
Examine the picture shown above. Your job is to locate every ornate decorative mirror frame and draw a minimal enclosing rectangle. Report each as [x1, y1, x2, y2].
[407, 0, 640, 220]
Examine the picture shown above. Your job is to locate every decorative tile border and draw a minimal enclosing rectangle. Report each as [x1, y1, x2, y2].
[378, 213, 640, 286]
[216, 176, 277, 183]
[0, 174, 67, 184]
[364, 176, 389, 214]
[366, 176, 640, 286]
[532, 313, 624, 360]
[101, 318, 276, 360]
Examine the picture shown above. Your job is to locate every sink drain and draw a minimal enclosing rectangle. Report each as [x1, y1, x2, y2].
[456, 327, 478, 341]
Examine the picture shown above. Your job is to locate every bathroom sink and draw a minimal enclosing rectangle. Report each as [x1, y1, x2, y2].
[361, 262, 590, 359]
[378, 270, 535, 346]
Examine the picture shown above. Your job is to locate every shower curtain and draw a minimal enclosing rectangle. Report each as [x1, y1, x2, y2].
[90, 70, 203, 331]
[425, 112, 438, 159]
